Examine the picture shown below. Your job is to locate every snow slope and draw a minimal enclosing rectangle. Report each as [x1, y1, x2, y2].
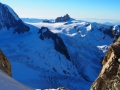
[0, 70, 33, 90]
[0, 20, 116, 90]
[0, 2, 30, 34]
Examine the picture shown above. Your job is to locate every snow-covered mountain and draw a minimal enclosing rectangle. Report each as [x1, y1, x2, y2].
[1, 21, 120, 90]
[0, 2, 120, 90]
[55, 14, 74, 23]
[0, 2, 30, 34]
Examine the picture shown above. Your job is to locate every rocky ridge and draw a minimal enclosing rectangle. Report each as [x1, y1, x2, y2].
[0, 49, 11, 76]
[91, 37, 120, 90]
[38, 27, 71, 60]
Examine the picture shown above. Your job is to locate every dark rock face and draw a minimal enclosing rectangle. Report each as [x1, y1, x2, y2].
[0, 50, 11, 76]
[55, 14, 70, 22]
[0, 2, 30, 34]
[91, 37, 120, 90]
[38, 27, 71, 60]
[13, 20, 30, 34]
[0, 3, 18, 30]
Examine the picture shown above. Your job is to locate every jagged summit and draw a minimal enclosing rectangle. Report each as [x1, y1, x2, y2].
[55, 14, 71, 22]
[0, 2, 30, 34]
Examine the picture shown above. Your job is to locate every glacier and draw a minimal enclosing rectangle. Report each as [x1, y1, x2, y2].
[0, 20, 116, 90]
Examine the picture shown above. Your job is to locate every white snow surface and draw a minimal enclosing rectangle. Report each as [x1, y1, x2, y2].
[113, 25, 120, 31]
[0, 70, 33, 90]
[0, 20, 114, 90]
[97, 45, 109, 53]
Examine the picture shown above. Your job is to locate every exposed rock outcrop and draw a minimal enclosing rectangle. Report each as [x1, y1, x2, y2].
[91, 37, 120, 90]
[55, 14, 70, 22]
[0, 2, 30, 34]
[0, 50, 11, 76]
[38, 27, 71, 60]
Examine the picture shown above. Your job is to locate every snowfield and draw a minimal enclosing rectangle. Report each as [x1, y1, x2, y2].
[0, 20, 115, 90]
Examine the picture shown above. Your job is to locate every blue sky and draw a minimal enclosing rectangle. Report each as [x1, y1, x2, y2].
[0, 0, 120, 20]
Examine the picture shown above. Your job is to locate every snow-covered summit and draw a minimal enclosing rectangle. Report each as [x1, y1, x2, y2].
[0, 2, 19, 21]
[0, 2, 30, 34]
[3, 4, 19, 21]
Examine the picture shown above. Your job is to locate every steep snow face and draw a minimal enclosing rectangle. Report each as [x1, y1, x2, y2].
[0, 20, 115, 90]
[0, 70, 33, 90]
[0, 2, 18, 29]
[0, 2, 30, 34]
[4, 4, 19, 21]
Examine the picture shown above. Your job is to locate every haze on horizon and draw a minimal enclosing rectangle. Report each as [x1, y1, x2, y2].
[1, 0, 120, 21]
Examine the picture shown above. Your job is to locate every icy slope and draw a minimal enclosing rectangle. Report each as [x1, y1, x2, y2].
[0, 70, 33, 90]
[0, 25, 80, 89]
[0, 20, 119, 90]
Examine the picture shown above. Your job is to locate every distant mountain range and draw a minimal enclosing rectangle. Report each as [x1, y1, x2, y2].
[21, 18, 54, 23]
[77, 18, 120, 25]
[21, 18, 120, 25]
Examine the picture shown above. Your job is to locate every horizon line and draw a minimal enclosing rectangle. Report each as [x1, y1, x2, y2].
[20, 17, 120, 21]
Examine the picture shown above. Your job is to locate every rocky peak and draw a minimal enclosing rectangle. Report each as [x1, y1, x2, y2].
[0, 2, 30, 34]
[91, 37, 120, 90]
[55, 14, 71, 22]
[0, 50, 11, 76]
